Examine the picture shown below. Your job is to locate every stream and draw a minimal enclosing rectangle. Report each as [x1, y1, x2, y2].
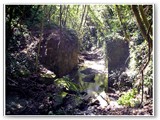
[75, 49, 123, 111]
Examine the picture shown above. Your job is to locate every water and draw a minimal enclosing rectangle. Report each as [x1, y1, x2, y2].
[77, 56, 108, 100]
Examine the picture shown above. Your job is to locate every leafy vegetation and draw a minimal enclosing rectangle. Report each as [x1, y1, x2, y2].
[55, 76, 80, 92]
[118, 88, 140, 107]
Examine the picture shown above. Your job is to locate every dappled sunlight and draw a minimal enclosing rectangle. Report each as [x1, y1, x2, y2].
[40, 66, 56, 78]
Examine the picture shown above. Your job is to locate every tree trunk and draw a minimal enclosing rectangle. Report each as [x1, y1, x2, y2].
[64, 5, 70, 26]
[31, 5, 40, 22]
[60, 5, 62, 32]
[115, 5, 130, 41]
[131, 5, 152, 49]
[83, 6, 89, 27]
[76, 5, 80, 14]
[79, 5, 87, 30]
[36, 6, 44, 72]
[139, 5, 152, 36]
[48, 5, 53, 24]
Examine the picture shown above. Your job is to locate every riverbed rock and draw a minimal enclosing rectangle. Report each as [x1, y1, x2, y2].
[80, 68, 98, 75]
[82, 74, 95, 83]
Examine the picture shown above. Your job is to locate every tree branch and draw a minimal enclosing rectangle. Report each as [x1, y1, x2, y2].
[132, 5, 152, 49]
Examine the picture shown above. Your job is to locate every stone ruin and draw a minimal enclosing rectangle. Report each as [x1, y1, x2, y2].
[105, 37, 130, 87]
[39, 28, 79, 77]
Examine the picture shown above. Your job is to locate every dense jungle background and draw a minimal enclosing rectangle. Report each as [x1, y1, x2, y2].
[5, 5, 153, 115]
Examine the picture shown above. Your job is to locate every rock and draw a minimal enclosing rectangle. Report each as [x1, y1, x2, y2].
[109, 101, 123, 109]
[118, 72, 133, 89]
[105, 37, 129, 87]
[6, 111, 11, 115]
[96, 97, 107, 108]
[105, 38, 129, 71]
[80, 68, 98, 75]
[40, 28, 79, 77]
[83, 74, 95, 82]
[78, 56, 85, 64]
[38, 104, 44, 110]
[48, 111, 53, 115]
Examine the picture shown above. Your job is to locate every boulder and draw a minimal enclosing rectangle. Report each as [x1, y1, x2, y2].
[40, 28, 79, 77]
[105, 37, 130, 87]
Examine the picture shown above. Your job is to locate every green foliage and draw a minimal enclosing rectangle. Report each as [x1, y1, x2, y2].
[40, 73, 56, 78]
[55, 76, 80, 92]
[88, 6, 104, 29]
[129, 39, 153, 89]
[117, 88, 140, 107]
